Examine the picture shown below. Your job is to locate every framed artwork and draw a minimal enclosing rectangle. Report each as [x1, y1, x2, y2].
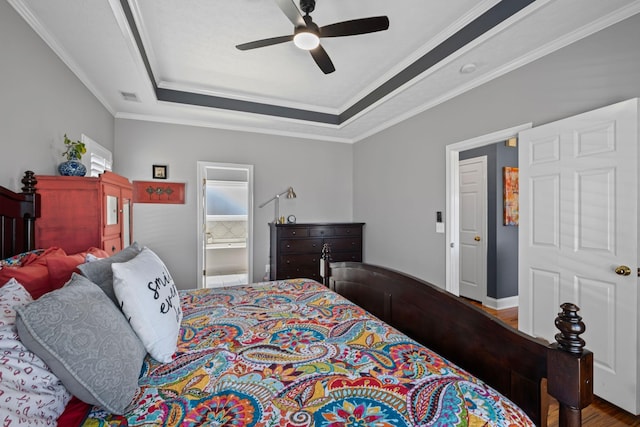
[133, 181, 185, 204]
[503, 166, 519, 226]
[153, 165, 167, 179]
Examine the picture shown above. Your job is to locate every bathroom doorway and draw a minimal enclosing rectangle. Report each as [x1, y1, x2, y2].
[196, 162, 253, 289]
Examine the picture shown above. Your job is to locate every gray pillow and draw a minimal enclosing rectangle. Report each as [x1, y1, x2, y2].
[15, 273, 147, 415]
[77, 242, 141, 304]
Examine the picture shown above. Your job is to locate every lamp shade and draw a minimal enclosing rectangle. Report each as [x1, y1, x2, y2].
[259, 187, 297, 223]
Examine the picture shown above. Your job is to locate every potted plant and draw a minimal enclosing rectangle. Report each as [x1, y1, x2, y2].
[58, 134, 87, 176]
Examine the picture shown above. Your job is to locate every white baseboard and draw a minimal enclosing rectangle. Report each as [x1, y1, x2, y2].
[483, 295, 518, 310]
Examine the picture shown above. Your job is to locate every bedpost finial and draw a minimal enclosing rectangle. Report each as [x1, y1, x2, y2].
[21, 171, 37, 194]
[554, 302, 586, 354]
[321, 243, 331, 261]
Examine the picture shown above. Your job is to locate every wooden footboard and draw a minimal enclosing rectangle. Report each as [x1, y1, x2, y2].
[324, 260, 593, 427]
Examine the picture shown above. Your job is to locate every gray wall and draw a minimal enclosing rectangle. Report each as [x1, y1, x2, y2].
[495, 143, 518, 299]
[354, 13, 640, 288]
[460, 142, 518, 300]
[114, 119, 353, 289]
[0, 0, 114, 191]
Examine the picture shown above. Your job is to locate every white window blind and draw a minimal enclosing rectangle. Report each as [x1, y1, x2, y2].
[81, 134, 113, 177]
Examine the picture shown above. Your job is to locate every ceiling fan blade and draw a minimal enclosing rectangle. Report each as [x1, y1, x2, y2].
[274, 0, 305, 28]
[320, 16, 389, 38]
[310, 45, 335, 74]
[236, 35, 293, 51]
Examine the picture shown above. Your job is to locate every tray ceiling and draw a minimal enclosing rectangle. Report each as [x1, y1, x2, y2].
[9, 0, 640, 142]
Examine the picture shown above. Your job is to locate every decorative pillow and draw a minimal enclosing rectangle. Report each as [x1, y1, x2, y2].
[0, 278, 71, 424]
[0, 248, 45, 269]
[0, 248, 67, 299]
[0, 263, 50, 298]
[77, 242, 141, 303]
[112, 247, 183, 363]
[47, 247, 112, 289]
[20, 246, 66, 267]
[15, 273, 147, 414]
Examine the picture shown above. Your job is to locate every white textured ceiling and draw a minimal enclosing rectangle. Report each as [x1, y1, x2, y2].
[9, 0, 640, 142]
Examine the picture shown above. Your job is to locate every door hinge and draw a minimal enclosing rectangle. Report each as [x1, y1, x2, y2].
[203, 269, 206, 276]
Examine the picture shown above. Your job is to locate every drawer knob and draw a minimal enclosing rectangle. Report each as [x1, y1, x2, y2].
[286, 244, 291, 248]
[292, 231, 296, 235]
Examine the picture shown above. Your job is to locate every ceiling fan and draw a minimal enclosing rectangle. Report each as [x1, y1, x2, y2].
[235, 0, 389, 74]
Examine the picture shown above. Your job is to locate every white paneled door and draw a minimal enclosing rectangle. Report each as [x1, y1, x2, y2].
[519, 99, 639, 413]
[459, 157, 487, 302]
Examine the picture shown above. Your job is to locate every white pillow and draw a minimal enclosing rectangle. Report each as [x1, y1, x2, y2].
[112, 247, 183, 363]
[0, 278, 71, 424]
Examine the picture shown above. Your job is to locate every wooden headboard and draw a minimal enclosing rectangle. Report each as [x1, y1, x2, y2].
[0, 171, 40, 259]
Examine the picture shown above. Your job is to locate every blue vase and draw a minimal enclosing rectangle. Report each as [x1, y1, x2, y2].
[58, 154, 87, 176]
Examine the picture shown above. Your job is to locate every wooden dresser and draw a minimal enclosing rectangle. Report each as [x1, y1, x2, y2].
[35, 172, 133, 255]
[269, 223, 364, 281]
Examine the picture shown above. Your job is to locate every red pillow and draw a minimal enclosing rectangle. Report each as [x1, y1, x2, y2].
[47, 247, 111, 290]
[86, 247, 110, 260]
[20, 247, 66, 267]
[0, 264, 50, 299]
[46, 253, 87, 290]
[0, 248, 66, 299]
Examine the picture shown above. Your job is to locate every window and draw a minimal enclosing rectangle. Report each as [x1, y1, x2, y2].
[81, 134, 113, 177]
[206, 180, 248, 220]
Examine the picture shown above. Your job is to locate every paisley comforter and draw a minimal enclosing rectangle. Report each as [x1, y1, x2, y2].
[82, 279, 533, 426]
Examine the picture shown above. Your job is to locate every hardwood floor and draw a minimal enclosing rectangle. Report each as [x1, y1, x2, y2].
[470, 301, 640, 426]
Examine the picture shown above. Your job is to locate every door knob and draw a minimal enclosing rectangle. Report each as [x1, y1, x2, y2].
[615, 265, 631, 276]
[474, 236, 481, 242]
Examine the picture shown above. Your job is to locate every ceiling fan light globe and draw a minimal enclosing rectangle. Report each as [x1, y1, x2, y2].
[293, 32, 320, 50]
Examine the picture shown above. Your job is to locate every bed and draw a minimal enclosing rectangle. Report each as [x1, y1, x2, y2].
[0, 171, 593, 426]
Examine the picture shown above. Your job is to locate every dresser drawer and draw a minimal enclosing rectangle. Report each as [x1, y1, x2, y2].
[279, 227, 309, 238]
[279, 254, 321, 269]
[309, 226, 335, 237]
[280, 238, 323, 254]
[334, 226, 362, 237]
[325, 237, 362, 253]
[102, 236, 122, 255]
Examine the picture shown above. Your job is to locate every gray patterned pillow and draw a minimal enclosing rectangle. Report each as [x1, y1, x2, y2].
[15, 273, 147, 414]
[77, 242, 141, 304]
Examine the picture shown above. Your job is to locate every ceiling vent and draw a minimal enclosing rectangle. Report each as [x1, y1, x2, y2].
[120, 91, 140, 102]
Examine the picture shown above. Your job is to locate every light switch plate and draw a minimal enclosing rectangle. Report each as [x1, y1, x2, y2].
[436, 223, 445, 233]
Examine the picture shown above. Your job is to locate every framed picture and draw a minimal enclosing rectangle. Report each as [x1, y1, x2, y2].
[153, 165, 167, 179]
[133, 181, 185, 204]
[503, 166, 519, 226]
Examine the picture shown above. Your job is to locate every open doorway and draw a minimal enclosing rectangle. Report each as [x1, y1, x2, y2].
[196, 162, 254, 289]
[445, 123, 530, 308]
